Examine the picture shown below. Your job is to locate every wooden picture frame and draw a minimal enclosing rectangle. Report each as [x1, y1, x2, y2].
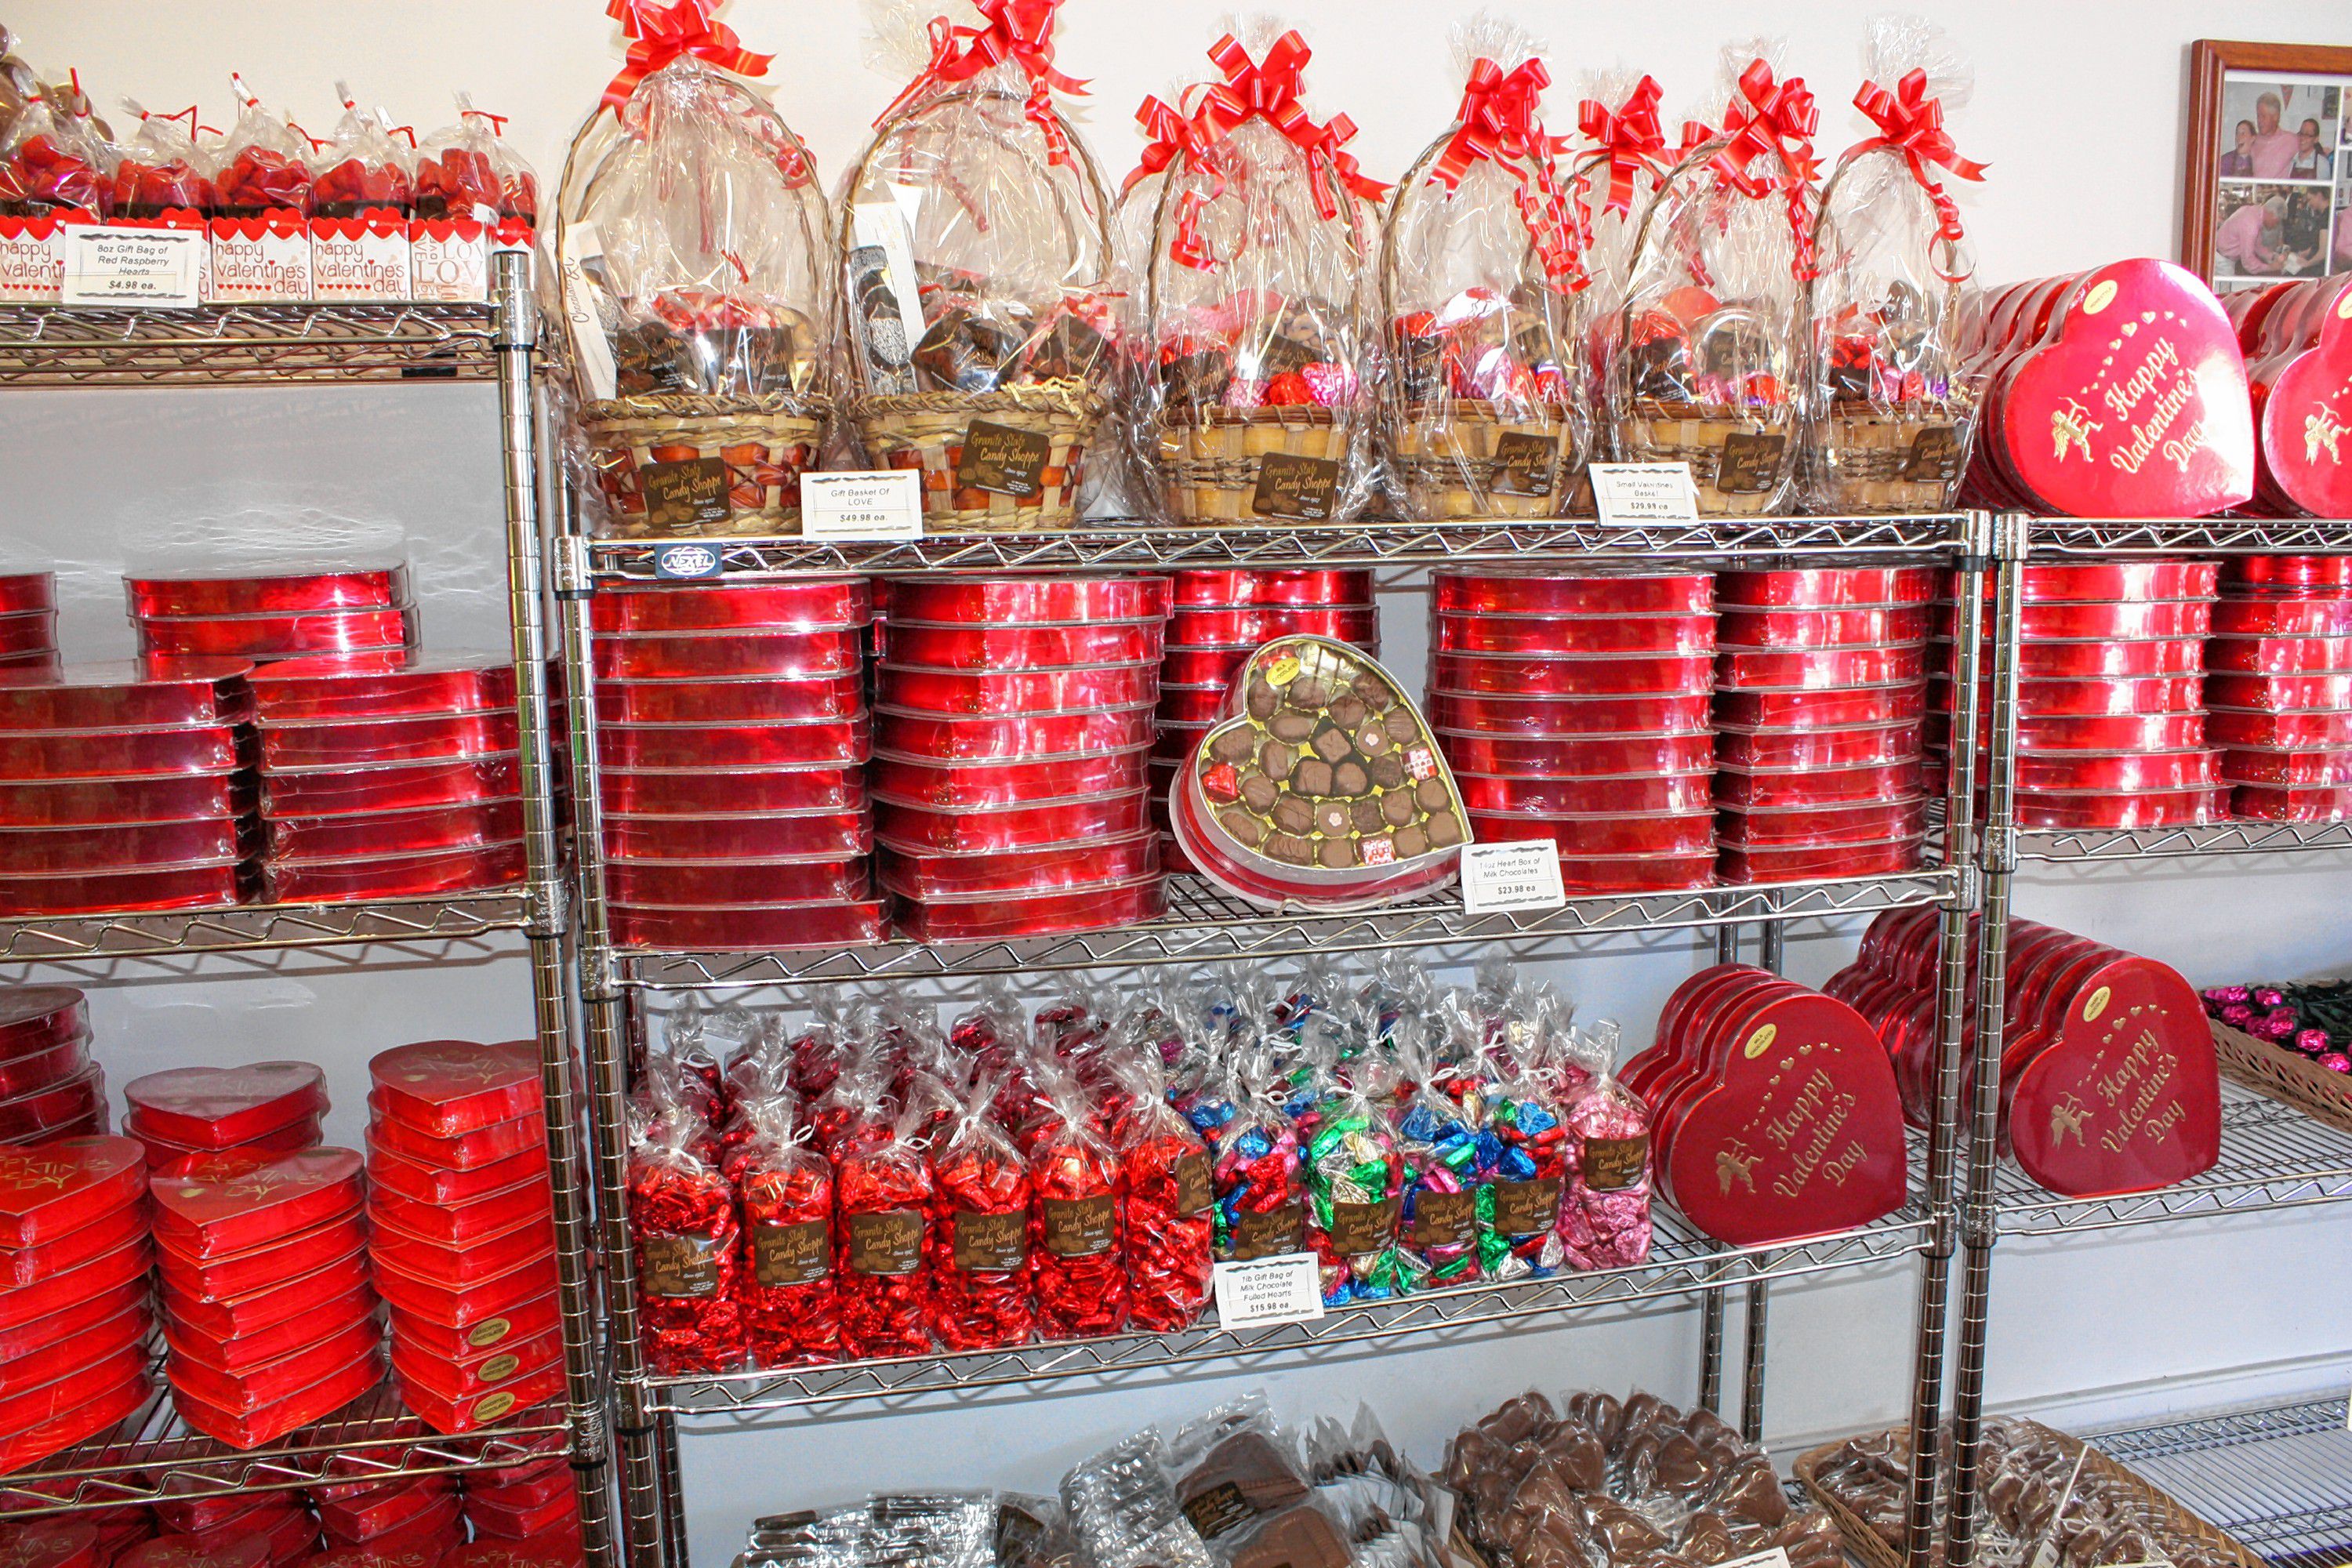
[2181, 39, 2352, 292]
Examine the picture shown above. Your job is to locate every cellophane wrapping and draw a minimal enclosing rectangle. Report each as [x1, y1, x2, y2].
[1801, 18, 1981, 514]
[1566, 69, 1672, 513]
[1554, 1021, 1652, 1269]
[209, 82, 314, 218]
[627, 1102, 746, 1375]
[311, 89, 414, 219]
[924, 1077, 1036, 1352]
[0, 83, 111, 216]
[111, 104, 215, 220]
[417, 98, 539, 226]
[1381, 24, 1586, 520]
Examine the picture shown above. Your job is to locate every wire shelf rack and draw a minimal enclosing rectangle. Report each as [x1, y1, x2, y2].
[2089, 1398, 2352, 1566]
[2015, 819, 2352, 862]
[0, 1380, 569, 1518]
[615, 866, 1960, 990]
[1993, 1083, 2352, 1236]
[587, 514, 1970, 580]
[0, 889, 536, 964]
[0, 303, 499, 386]
[2024, 518, 2352, 557]
[644, 1203, 1931, 1417]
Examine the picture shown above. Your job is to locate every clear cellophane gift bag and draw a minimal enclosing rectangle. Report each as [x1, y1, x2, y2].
[1140, 26, 1387, 525]
[1381, 24, 1587, 521]
[842, 0, 1117, 532]
[1801, 20, 1984, 514]
[111, 103, 216, 222]
[555, 0, 835, 539]
[311, 87, 415, 220]
[417, 96, 539, 229]
[1607, 50, 1820, 517]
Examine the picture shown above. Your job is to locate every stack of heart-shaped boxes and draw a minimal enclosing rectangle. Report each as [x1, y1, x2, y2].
[1425, 572, 1719, 892]
[593, 577, 882, 951]
[248, 652, 526, 902]
[1932, 561, 2223, 831]
[0, 987, 103, 1149]
[1619, 965, 1907, 1246]
[873, 576, 1168, 940]
[124, 1062, 327, 1172]
[0, 572, 59, 673]
[0, 1523, 111, 1568]
[1153, 570, 1380, 871]
[151, 1145, 379, 1450]
[0, 660, 261, 917]
[127, 568, 420, 665]
[118, 1539, 277, 1568]
[461, 1450, 582, 1548]
[2208, 556, 2352, 821]
[367, 1039, 564, 1435]
[147, 1479, 321, 1567]
[0, 1131, 151, 1472]
[2244, 274, 2352, 520]
[1713, 568, 1936, 883]
[1824, 906, 1963, 1128]
[307, 1439, 466, 1563]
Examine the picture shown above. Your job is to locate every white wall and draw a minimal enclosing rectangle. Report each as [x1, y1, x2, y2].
[7, 2, 2352, 1563]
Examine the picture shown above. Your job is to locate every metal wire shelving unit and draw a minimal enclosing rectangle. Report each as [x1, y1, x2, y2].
[2089, 1398, 2352, 1567]
[0, 271, 615, 1566]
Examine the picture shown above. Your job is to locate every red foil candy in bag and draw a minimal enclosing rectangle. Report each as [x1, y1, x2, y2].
[833, 1115, 933, 1359]
[626, 1106, 742, 1374]
[923, 1083, 1034, 1352]
[729, 1110, 839, 1369]
[1110, 1056, 1212, 1334]
[1029, 1097, 1127, 1340]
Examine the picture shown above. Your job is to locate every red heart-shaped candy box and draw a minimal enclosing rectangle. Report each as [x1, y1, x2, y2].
[2256, 276, 2352, 518]
[368, 1040, 543, 1137]
[125, 1062, 328, 1147]
[149, 1146, 365, 1257]
[0, 1135, 143, 1247]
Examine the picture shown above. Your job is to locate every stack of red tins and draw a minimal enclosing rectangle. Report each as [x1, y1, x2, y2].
[125, 1062, 327, 1171]
[2209, 556, 2352, 822]
[0, 660, 260, 916]
[365, 1040, 562, 1435]
[309, 1439, 463, 1565]
[0, 1133, 151, 1471]
[148, 1483, 319, 1568]
[151, 1145, 379, 1450]
[126, 568, 419, 663]
[0, 988, 101, 1148]
[460, 1451, 582, 1548]
[1934, 561, 2222, 831]
[1425, 572, 1718, 891]
[1715, 568, 1936, 883]
[249, 652, 524, 903]
[593, 578, 881, 951]
[0, 572, 58, 673]
[1152, 570, 1380, 870]
[873, 576, 1169, 940]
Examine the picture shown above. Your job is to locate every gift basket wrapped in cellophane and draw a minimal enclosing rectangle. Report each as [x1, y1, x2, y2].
[553, 0, 836, 539]
[1607, 49, 1820, 517]
[1142, 24, 1387, 525]
[840, 0, 1117, 532]
[1562, 71, 1674, 514]
[1381, 22, 1588, 521]
[1801, 19, 1985, 514]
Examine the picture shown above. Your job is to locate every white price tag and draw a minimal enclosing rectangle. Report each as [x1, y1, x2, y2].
[1589, 462, 1700, 524]
[1459, 839, 1567, 915]
[1210, 1253, 1325, 1328]
[62, 229, 201, 307]
[1718, 1549, 1791, 1568]
[803, 470, 924, 542]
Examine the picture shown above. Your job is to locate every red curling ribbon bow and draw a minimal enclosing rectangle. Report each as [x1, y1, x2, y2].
[1846, 68, 1986, 245]
[876, 0, 1087, 166]
[1574, 75, 1665, 219]
[1432, 58, 1582, 289]
[1708, 58, 1823, 280]
[602, 0, 774, 112]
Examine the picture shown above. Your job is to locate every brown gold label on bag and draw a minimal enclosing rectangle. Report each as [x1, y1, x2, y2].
[1903, 423, 1967, 483]
[1174, 1152, 1213, 1218]
[956, 420, 1052, 497]
[1326, 1196, 1401, 1257]
[845, 1209, 924, 1276]
[1181, 1482, 1257, 1540]
[1492, 1177, 1563, 1236]
[1251, 452, 1341, 520]
[1490, 432, 1558, 496]
[1041, 1194, 1116, 1258]
[753, 1220, 831, 1287]
[1582, 1135, 1650, 1192]
[952, 1209, 1030, 1272]
[641, 457, 732, 532]
[641, 1232, 720, 1298]
[1229, 1201, 1305, 1261]
[1411, 1189, 1476, 1249]
[1715, 432, 1786, 495]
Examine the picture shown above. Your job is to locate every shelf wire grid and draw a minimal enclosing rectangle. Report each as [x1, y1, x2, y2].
[0, 1379, 570, 1518]
[616, 867, 1960, 989]
[2089, 1398, 2352, 1566]
[0, 890, 535, 964]
[0, 303, 498, 385]
[587, 514, 1970, 579]
[645, 1203, 1931, 1417]
[2024, 518, 2352, 557]
[2014, 819, 2352, 862]
[1993, 1083, 2352, 1235]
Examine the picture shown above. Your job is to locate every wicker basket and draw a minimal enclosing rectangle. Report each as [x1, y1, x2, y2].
[1392, 401, 1579, 519]
[1160, 406, 1343, 524]
[852, 379, 1102, 533]
[579, 394, 826, 539]
[1613, 400, 1797, 516]
[2212, 1019, 2352, 1137]
[1807, 401, 1979, 515]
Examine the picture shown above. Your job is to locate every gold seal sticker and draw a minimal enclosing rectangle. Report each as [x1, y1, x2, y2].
[2082, 985, 2111, 1023]
[473, 1391, 517, 1423]
[466, 1317, 513, 1348]
[479, 1353, 521, 1383]
[1268, 656, 1301, 686]
[1744, 1023, 1777, 1060]
[2082, 280, 2118, 315]
[2339, 291, 2352, 321]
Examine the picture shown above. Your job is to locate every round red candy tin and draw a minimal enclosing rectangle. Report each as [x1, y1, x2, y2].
[0, 816, 256, 875]
[1428, 649, 1714, 696]
[2012, 750, 2221, 793]
[2205, 672, 2352, 711]
[1933, 597, 2213, 641]
[0, 660, 255, 731]
[593, 673, 862, 726]
[876, 704, 1156, 761]
[882, 575, 1169, 624]
[1432, 572, 1714, 615]
[1172, 568, 1373, 608]
[882, 620, 1166, 670]
[1713, 568, 1936, 608]
[892, 873, 1166, 943]
[868, 748, 1148, 809]
[877, 831, 1160, 899]
[1425, 690, 1714, 736]
[370, 1040, 542, 1138]
[136, 607, 418, 659]
[2205, 707, 2352, 748]
[589, 628, 862, 682]
[263, 801, 524, 861]
[1716, 835, 1926, 884]
[2005, 711, 2209, 751]
[874, 789, 1153, 853]
[2223, 555, 2352, 589]
[1714, 722, 1922, 770]
[260, 755, 520, 817]
[249, 653, 517, 721]
[1435, 730, 1715, 777]
[601, 808, 870, 862]
[2232, 783, 2352, 820]
[590, 578, 870, 633]
[1465, 810, 1715, 856]
[1715, 644, 1927, 689]
[260, 840, 525, 902]
[0, 770, 255, 828]
[1428, 611, 1715, 656]
[1156, 683, 1244, 726]
[2205, 634, 2352, 677]
[2220, 746, 2352, 787]
[257, 710, 520, 770]
[593, 717, 869, 771]
[874, 662, 1157, 716]
[0, 724, 249, 780]
[0, 861, 252, 916]
[605, 899, 890, 952]
[1713, 684, 1927, 729]
[1552, 851, 1717, 892]
[126, 570, 408, 619]
[2010, 787, 2226, 829]
[596, 764, 864, 817]
[2003, 561, 2218, 603]
[2210, 596, 2352, 637]
[1454, 771, 1714, 815]
[604, 856, 870, 906]
[1713, 761, 1922, 808]
[1989, 673, 2207, 717]
[1715, 797, 1928, 847]
[1713, 605, 1929, 648]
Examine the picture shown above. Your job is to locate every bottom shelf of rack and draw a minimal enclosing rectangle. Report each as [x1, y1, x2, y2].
[2089, 1398, 2352, 1566]
[645, 1204, 1930, 1417]
[0, 1381, 569, 1517]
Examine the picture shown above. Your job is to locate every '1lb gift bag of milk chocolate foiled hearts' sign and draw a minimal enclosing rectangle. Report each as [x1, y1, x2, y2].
[1172, 636, 1469, 911]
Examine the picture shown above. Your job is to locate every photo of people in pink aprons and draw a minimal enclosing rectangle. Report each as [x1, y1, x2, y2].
[2206, 73, 2348, 293]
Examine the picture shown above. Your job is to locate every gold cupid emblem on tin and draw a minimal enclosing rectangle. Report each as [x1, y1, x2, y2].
[2048, 1094, 2089, 1147]
[2307, 406, 2347, 465]
[1715, 1142, 1760, 1195]
[2051, 400, 2101, 462]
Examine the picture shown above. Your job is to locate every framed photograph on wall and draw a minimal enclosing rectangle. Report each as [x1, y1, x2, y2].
[2183, 40, 2352, 292]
